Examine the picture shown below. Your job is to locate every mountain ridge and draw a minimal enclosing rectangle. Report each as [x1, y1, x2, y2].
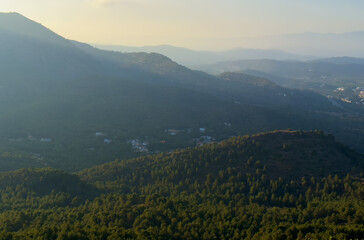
[0, 12, 73, 47]
[94, 43, 313, 67]
[79, 130, 364, 186]
[0, 12, 363, 172]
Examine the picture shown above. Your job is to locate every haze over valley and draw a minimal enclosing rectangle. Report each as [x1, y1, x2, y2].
[0, 1, 363, 238]
[0, 12, 363, 171]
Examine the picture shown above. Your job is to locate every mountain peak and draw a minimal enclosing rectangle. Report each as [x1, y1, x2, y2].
[0, 11, 24, 17]
[0, 12, 38, 29]
[0, 12, 70, 46]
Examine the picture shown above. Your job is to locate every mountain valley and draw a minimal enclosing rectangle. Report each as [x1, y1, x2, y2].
[0, 13, 363, 171]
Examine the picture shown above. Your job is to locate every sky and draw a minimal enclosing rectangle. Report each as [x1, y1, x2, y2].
[1, 0, 364, 50]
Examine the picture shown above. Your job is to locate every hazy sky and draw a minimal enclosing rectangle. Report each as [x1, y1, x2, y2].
[1, 0, 364, 50]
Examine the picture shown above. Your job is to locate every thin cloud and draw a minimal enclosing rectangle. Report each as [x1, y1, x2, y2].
[91, 0, 142, 7]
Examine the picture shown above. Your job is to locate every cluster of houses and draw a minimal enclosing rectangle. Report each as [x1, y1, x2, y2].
[128, 139, 149, 153]
[341, 97, 352, 103]
[359, 90, 364, 105]
[195, 136, 215, 147]
[165, 128, 205, 135]
[350, 87, 364, 105]
[359, 91, 364, 99]
[335, 87, 345, 92]
[331, 87, 364, 105]
[95, 132, 112, 144]
[163, 127, 223, 147]
[354, 87, 364, 103]
[347, 87, 364, 105]
[165, 129, 180, 136]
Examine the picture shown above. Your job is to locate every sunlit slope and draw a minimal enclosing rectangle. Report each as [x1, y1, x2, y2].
[0, 13, 363, 171]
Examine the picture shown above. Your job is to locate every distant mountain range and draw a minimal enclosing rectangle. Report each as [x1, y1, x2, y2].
[197, 58, 364, 90]
[0, 12, 363, 171]
[249, 31, 364, 58]
[95, 31, 364, 67]
[197, 57, 364, 77]
[93, 44, 314, 67]
[213, 31, 364, 59]
[197, 57, 364, 115]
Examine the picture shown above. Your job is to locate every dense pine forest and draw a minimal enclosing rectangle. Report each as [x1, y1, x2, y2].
[0, 131, 362, 239]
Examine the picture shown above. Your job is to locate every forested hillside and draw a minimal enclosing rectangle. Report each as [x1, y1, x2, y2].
[0, 131, 362, 239]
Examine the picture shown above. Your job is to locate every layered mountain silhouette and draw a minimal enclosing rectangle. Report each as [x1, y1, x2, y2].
[197, 58, 364, 110]
[94, 44, 312, 67]
[197, 58, 364, 79]
[0, 12, 363, 171]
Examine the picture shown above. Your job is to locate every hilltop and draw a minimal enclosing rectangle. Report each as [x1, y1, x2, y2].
[0, 130, 362, 239]
[80, 130, 364, 188]
[0, 12, 70, 46]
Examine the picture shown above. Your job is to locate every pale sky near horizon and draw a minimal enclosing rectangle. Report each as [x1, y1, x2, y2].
[0, 0, 363, 50]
